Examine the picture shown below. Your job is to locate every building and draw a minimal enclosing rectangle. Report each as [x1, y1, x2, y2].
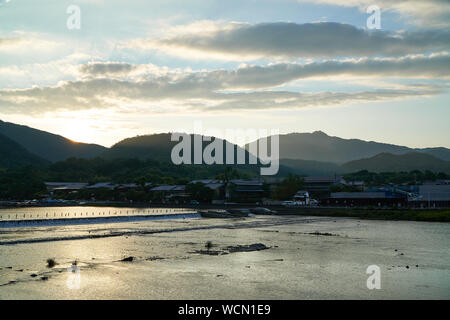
[227, 179, 266, 203]
[341, 179, 365, 190]
[304, 175, 342, 197]
[149, 185, 188, 203]
[86, 182, 117, 190]
[189, 179, 225, 199]
[410, 185, 450, 208]
[327, 191, 408, 207]
[45, 182, 88, 192]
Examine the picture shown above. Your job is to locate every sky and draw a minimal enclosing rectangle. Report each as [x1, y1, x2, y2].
[0, 0, 449, 148]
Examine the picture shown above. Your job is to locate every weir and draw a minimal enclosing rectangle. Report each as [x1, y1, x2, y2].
[0, 208, 199, 228]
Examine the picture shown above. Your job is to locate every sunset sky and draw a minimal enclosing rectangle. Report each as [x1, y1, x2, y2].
[0, 0, 449, 148]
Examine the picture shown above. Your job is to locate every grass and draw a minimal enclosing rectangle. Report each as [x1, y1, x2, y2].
[205, 241, 213, 251]
[46, 258, 56, 268]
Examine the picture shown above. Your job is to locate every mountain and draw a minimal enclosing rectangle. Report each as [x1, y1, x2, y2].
[0, 120, 107, 162]
[418, 148, 450, 162]
[279, 158, 340, 176]
[340, 152, 450, 174]
[2, 120, 449, 175]
[104, 133, 178, 162]
[0, 133, 49, 168]
[104, 133, 260, 165]
[246, 131, 450, 163]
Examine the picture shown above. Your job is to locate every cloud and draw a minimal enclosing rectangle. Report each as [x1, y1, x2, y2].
[2, 51, 448, 115]
[0, 53, 99, 89]
[0, 37, 23, 48]
[78, 61, 171, 80]
[204, 53, 450, 89]
[203, 87, 442, 111]
[79, 62, 137, 77]
[124, 21, 450, 60]
[73, 53, 450, 90]
[0, 75, 443, 115]
[297, 0, 450, 28]
[0, 35, 61, 53]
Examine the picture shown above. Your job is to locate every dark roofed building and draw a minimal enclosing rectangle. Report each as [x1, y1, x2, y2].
[227, 179, 266, 203]
[327, 191, 407, 207]
[149, 185, 188, 203]
[45, 182, 88, 191]
[304, 175, 342, 197]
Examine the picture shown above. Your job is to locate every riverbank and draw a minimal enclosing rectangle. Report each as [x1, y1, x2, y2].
[1, 202, 449, 222]
[277, 207, 450, 222]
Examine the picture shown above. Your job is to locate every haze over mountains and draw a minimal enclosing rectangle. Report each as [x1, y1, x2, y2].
[247, 131, 450, 163]
[1, 120, 449, 175]
[0, 120, 106, 162]
[341, 152, 450, 173]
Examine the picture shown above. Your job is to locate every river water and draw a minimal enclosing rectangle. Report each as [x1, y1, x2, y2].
[0, 207, 449, 299]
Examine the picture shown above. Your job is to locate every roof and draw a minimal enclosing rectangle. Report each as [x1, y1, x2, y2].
[342, 180, 365, 186]
[86, 182, 117, 189]
[190, 179, 220, 184]
[262, 177, 285, 184]
[45, 182, 88, 190]
[330, 192, 387, 199]
[305, 176, 341, 183]
[230, 179, 263, 186]
[117, 183, 138, 188]
[46, 181, 148, 191]
[204, 183, 224, 190]
[234, 188, 265, 192]
[150, 185, 186, 192]
[418, 185, 450, 201]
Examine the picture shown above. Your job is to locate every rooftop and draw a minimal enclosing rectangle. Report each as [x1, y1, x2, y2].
[304, 176, 341, 183]
[330, 192, 387, 199]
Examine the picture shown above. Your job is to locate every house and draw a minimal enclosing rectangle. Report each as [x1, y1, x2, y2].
[45, 182, 88, 192]
[227, 179, 266, 202]
[341, 179, 365, 190]
[189, 179, 225, 199]
[116, 183, 139, 190]
[303, 175, 342, 198]
[149, 185, 188, 203]
[86, 182, 117, 190]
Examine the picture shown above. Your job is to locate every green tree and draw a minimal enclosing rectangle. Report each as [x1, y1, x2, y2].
[273, 174, 304, 200]
[186, 182, 214, 202]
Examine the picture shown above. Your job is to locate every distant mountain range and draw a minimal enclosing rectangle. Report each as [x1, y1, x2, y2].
[340, 152, 450, 173]
[1, 120, 449, 174]
[280, 152, 450, 175]
[247, 131, 450, 163]
[0, 120, 106, 162]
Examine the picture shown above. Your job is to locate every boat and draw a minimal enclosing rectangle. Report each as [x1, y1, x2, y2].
[227, 208, 252, 217]
[199, 210, 235, 218]
[249, 207, 277, 215]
